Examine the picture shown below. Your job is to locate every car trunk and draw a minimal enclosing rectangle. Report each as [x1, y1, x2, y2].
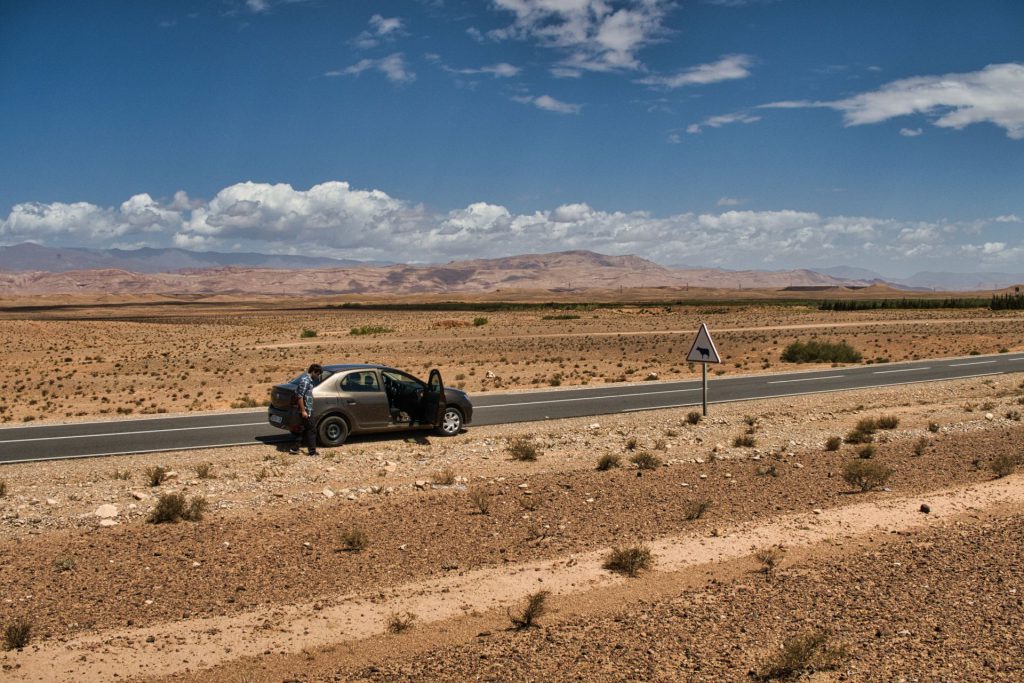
[270, 384, 297, 410]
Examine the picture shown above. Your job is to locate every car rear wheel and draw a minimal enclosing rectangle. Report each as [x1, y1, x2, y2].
[317, 415, 350, 447]
[435, 407, 463, 436]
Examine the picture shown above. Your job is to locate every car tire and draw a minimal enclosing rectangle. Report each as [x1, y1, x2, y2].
[317, 415, 350, 447]
[435, 407, 463, 436]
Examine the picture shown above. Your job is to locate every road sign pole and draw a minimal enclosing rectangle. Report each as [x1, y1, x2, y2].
[702, 362, 708, 416]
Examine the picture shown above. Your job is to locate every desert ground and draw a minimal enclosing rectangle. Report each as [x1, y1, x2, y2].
[1, 295, 1023, 681]
[1, 365, 1023, 681]
[0, 297, 1021, 424]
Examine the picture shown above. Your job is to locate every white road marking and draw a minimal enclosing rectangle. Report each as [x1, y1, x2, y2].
[949, 360, 997, 367]
[873, 367, 930, 374]
[474, 387, 701, 409]
[621, 372, 1007, 414]
[0, 422, 268, 445]
[766, 375, 844, 384]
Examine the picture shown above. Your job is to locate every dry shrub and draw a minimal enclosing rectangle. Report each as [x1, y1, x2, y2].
[844, 428, 874, 444]
[928, 421, 941, 433]
[508, 590, 550, 630]
[824, 436, 842, 451]
[386, 612, 417, 634]
[912, 437, 930, 456]
[857, 444, 876, 459]
[0, 480, 6, 497]
[433, 319, 472, 329]
[877, 414, 900, 429]
[596, 453, 621, 471]
[3, 618, 31, 651]
[733, 434, 756, 448]
[842, 459, 893, 492]
[340, 527, 368, 551]
[757, 629, 846, 680]
[468, 486, 491, 515]
[604, 545, 653, 577]
[148, 493, 207, 523]
[684, 499, 711, 521]
[685, 411, 702, 425]
[145, 465, 168, 487]
[991, 453, 1018, 478]
[631, 451, 662, 470]
[508, 436, 540, 462]
[755, 546, 786, 575]
[431, 467, 456, 485]
[194, 462, 214, 479]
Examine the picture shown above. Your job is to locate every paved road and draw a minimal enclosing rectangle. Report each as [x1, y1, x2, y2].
[2, 352, 1022, 464]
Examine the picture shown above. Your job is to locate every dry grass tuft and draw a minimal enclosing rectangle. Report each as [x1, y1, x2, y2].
[194, 462, 215, 479]
[596, 452, 622, 471]
[631, 451, 662, 470]
[340, 528, 368, 552]
[148, 493, 207, 523]
[508, 591, 550, 630]
[386, 612, 417, 634]
[755, 546, 786, 575]
[824, 436, 842, 451]
[508, 436, 540, 461]
[603, 545, 654, 577]
[431, 467, 457, 486]
[3, 618, 31, 651]
[468, 486, 491, 515]
[684, 499, 712, 521]
[145, 465, 168, 487]
[757, 629, 846, 680]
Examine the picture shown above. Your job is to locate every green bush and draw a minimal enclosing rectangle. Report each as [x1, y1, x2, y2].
[472, 317, 488, 326]
[781, 340, 862, 364]
[299, 328, 317, 338]
[842, 459, 893, 492]
[350, 325, 393, 336]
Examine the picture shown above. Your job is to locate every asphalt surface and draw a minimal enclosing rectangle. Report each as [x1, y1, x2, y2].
[1, 352, 1022, 464]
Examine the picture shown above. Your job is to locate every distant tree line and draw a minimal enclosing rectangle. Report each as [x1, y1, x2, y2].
[819, 297, 989, 311]
[990, 293, 1024, 310]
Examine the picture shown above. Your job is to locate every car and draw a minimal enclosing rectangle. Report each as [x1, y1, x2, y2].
[267, 364, 472, 446]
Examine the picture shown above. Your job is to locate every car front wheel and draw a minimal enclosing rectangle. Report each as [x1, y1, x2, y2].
[435, 407, 463, 436]
[317, 415, 350, 447]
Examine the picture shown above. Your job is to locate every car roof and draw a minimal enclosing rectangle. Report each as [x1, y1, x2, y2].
[322, 363, 386, 372]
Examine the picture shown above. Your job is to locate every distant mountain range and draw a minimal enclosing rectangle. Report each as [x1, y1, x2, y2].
[0, 242, 386, 273]
[0, 243, 1019, 295]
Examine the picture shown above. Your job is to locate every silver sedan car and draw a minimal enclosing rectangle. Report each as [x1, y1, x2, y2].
[267, 364, 472, 446]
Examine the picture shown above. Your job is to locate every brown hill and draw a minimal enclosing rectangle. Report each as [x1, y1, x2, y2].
[0, 250, 866, 297]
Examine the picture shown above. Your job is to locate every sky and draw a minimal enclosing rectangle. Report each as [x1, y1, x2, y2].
[0, 0, 1022, 277]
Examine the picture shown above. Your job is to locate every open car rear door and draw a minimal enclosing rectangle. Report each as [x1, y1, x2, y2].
[423, 369, 447, 427]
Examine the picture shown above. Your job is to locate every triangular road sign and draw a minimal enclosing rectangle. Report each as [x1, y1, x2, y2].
[686, 323, 721, 363]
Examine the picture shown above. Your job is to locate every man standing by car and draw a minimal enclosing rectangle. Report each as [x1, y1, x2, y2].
[290, 363, 323, 456]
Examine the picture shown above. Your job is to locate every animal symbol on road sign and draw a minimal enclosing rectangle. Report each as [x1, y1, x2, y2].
[696, 346, 710, 360]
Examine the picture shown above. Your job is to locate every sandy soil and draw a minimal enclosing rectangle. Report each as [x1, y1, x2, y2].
[0, 302, 1021, 424]
[1, 374, 1023, 681]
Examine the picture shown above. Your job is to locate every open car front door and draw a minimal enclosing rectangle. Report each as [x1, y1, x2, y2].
[423, 369, 447, 427]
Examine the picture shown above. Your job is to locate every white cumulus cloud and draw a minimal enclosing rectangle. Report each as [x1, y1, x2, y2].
[4, 181, 1022, 272]
[686, 110, 761, 134]
[513, 93, 582, 114]
[762, 63, 1024, 139]
[638, 54, 754, 90]
[328, 53, 415, 84]
[490, 0, 669, 75]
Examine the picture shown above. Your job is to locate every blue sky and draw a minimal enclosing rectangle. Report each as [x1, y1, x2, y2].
[1, 0, 1022, 276]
